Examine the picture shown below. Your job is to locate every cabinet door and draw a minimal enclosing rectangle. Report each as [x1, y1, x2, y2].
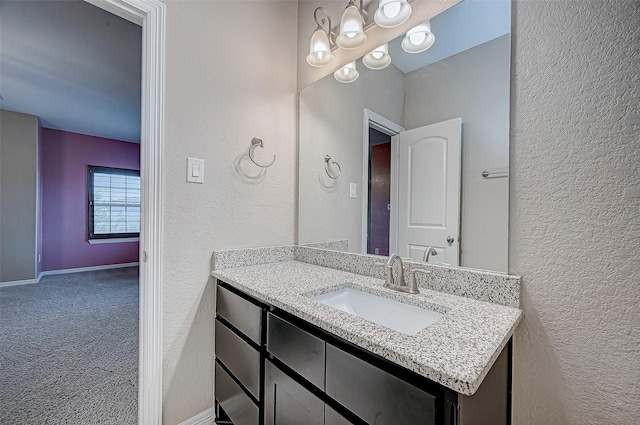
[264, 360, 324, 425]
[325, 406, 353, 425]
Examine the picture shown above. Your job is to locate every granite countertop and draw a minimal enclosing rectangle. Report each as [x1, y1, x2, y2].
[212, 260, 522, 396]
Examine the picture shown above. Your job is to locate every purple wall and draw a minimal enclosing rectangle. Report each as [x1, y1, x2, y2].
[41, 129, 140, 271]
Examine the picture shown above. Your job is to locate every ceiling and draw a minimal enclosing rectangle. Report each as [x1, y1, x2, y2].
[0, 0, 142, 143]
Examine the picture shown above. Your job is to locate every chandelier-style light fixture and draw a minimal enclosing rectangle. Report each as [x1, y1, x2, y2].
[306, 0, 438, 74]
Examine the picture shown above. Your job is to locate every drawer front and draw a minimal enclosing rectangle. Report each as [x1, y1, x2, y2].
[215, 319, 261, 399]
[264, 360, 324, 425]
[216, 284, 263, 344]
[326, 344, 437, 425]
[267, 313, 325, 390]
[215, 362, 259, 425]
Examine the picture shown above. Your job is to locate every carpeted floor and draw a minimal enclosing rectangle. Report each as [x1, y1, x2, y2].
[0, 267, 138, 424]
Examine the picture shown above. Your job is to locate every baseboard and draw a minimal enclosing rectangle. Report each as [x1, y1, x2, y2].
[178, 407, 215, 425]
[41, 262, 139, 277]
[0, 273, 43, 288]
[0, 263, 139, 288]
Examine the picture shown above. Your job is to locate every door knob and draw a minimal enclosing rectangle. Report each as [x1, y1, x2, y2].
[446, 236, 455, 245]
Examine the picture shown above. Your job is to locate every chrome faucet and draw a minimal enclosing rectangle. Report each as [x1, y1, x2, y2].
[384, 253, 406, 289]
[423, 247, 437, 263]
[376, 253, 430, 294]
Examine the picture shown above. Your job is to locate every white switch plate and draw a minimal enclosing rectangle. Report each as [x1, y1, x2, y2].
[350, 183, 357, 198]
[187, 157, 204, 183]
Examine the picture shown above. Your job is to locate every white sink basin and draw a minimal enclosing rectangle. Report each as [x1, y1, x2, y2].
[313, 288, 443, 336]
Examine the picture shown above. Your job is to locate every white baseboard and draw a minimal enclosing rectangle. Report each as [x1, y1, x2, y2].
[41, 262, 139, 277]
[0, 274, 43, 288]
[178, 407, 215, 425]
[0, 262, 139, 288]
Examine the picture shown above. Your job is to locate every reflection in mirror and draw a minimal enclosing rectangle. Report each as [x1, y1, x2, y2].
[298, 0, 511, 273]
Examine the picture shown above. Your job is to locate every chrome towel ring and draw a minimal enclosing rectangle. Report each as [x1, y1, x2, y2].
[248, 137, 276, 168]
[324, 155, 341, 179]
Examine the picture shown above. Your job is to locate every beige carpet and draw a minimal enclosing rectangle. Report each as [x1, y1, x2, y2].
[0, 267, 138, 424]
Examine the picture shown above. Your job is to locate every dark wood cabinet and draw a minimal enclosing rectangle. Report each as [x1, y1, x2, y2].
[215, 280, 511, 425]
[264, 360, 324, 425]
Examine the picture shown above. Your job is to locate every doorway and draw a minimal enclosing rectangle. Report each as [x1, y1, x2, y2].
[361, 109, 404, 256]
[367, 128, 392, 256]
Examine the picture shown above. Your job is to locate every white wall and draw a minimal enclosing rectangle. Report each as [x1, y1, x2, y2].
[510, 0, 639, 423]
[405, 35, 510, 272]
[0, 109, 39, 282]
[299, 63, 405, 252]
[160, 1, 298, 423]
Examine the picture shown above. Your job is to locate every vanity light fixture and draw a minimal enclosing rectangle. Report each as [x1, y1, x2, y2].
[336, 0, 367, 50]
[363, 43, 391, 70]
[334, 61, 359, 83]
[306, 7, 335, 67]
[401, 20, 436, 54]
[374, 0, 412, 28]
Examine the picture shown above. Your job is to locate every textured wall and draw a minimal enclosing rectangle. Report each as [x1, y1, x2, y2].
[40, 129, 140, 272]
[161, 1, 298, 424]
[0, 110, 39, 282]
[510, 1, 640, 423]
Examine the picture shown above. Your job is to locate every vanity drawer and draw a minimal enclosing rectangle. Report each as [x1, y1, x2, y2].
[267, 313, 325, 390]
[326, 344, 437, 425]
[215, 361, 259, 425]
[215, 319, 261, 399]
[216, 284, 263, 345]
[264, 360, 324, 425]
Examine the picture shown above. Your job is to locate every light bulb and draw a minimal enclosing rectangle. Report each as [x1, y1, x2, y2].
[334, 61, 359, 83]
[402, 20, 436, 54]
[336, 1, 367, 50]
[306, 26, 334, 67]
[363, 44, 391, 70]
[374, 0, 412, 28]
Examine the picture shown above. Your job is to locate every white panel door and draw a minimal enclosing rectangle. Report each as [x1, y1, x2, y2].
[396, 118, 461, 265]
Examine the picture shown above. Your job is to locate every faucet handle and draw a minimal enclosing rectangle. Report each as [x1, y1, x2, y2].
[375, 262, 396, 288]
[407, 268, 431, 294]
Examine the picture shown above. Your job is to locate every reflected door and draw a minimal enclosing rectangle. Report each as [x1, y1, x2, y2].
[396, 118, 461, 265]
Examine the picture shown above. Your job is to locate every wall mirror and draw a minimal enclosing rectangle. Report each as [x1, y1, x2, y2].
[298, 0, 511, 273]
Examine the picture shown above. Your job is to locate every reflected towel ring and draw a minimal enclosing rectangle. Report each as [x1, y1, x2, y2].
[248, 137, 276, 168]
[324, 155, 341, 179]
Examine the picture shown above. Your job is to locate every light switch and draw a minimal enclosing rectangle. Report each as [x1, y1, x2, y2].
[350, 183, 357, 198]
[187, 157, 204, 183]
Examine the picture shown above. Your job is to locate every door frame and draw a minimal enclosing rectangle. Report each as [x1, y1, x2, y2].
[85, 0, 165, 423]
[361, 109, 404, 255]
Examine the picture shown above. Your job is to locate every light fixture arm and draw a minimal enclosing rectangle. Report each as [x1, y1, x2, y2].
[347, 0, 368, 24]
[358, 0, 369, 22]
[313, 7, 335, 46]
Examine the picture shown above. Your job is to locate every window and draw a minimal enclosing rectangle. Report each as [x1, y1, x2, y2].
[88, 166, 140, 240]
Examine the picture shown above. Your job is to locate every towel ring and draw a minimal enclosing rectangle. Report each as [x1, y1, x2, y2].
[324, 155, 341, 179]
[248, 137, 276, 168]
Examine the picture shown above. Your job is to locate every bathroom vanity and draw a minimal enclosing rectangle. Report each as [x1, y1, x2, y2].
[211, 246, 522, 425]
